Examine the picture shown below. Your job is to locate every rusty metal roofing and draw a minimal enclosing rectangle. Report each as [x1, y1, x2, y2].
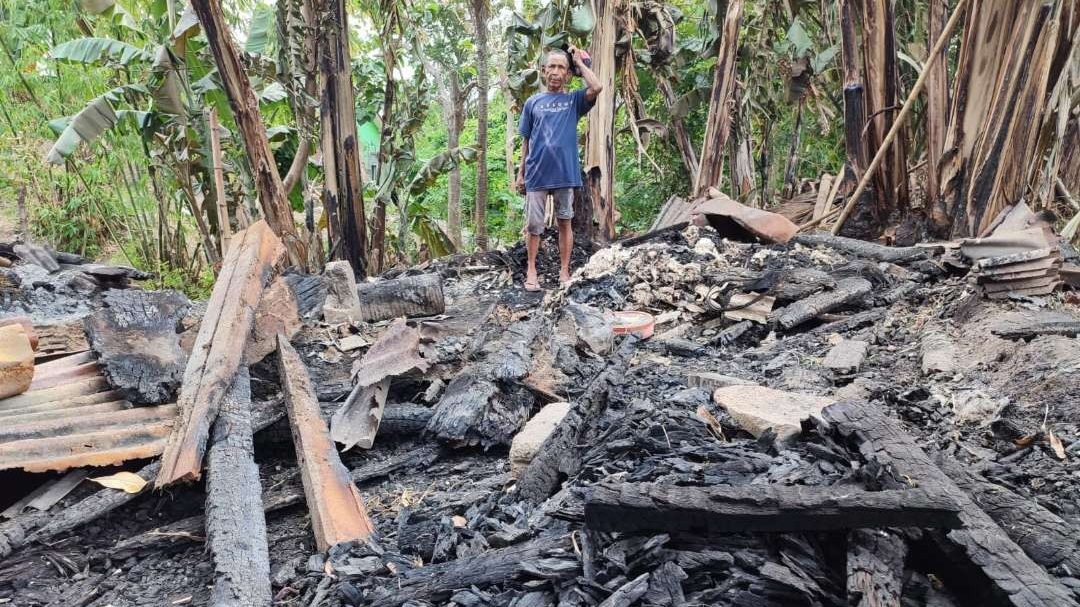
[0, 351, 177, 472]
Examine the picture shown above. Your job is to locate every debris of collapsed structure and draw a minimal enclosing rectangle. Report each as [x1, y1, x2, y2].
[0, 200, 1078, 607]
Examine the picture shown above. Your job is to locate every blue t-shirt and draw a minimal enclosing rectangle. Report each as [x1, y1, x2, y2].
[518, 88, 595, 192]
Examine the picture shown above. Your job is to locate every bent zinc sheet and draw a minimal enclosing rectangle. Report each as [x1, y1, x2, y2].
[0, 351, 177, 472]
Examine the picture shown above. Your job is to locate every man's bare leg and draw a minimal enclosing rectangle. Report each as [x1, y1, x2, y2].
[526, 232, 541, 288]
[558, 218, 572, 283]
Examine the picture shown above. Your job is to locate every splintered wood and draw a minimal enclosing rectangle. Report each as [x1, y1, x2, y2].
[155, 220, 284, 488]
[277, 334, 375, 550]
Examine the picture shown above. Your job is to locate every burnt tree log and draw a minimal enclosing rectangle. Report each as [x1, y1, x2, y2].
[517, 336, 638, 504]
[156, 221, 284, 487]
[84, 289, 190, 404]
[939, 457, 1080, 578]
[367, 534, 573, 607]
[583, 483, 961, 534]
[847, 529, 907, 607]
[205, 367, 271, 606]
[821, 400, 1074, 607]
[356, 273, 445, 322]
[769, 277, 872, 330]
[426, 317, 541, 448]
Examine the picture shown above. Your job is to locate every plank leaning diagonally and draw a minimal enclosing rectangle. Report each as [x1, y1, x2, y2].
[155, 220, 284, 488]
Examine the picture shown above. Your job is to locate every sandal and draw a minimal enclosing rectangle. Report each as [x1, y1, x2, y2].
[524, 280, 542, 292]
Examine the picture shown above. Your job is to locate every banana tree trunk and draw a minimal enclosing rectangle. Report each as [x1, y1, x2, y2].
[470, 0, 490, 251]
[447, 72, 463, 249]
[584, 0, 619, 241]
[693, 0, 744, 199]
[840, 0, 868, 182]
[924, 0, 950, 231]
[317, 0, 368, 277]
[657, 77, 699, 185]
[189, 0, 306, 267]
[857, 0, 908, 222]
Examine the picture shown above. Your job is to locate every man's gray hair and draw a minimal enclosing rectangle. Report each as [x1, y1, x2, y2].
[543, 48, 570, 67]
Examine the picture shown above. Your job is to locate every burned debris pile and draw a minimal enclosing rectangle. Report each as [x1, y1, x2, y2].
[0, 207, 1079, 607]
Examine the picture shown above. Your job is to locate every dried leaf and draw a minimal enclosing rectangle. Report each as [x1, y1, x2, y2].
[1049, 431, 1066, 460]
[1014, 433, 1038, 447]
[89, 471, 147, 493]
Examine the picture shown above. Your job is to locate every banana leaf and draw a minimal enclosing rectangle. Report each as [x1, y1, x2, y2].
[44, 85, 148, 164]
[245, 3, 275, 56]
[407, 147, 478, 196]
[569, 2, 595, 36]
[49, 37, 151, 66]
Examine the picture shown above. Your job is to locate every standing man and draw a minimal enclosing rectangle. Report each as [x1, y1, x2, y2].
[515, 45, 603, 291]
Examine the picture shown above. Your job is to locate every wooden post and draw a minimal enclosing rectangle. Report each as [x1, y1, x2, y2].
[190, 0, 306, 267]
[207, 108, 232, 256]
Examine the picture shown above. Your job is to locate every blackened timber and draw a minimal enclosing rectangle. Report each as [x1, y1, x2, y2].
[847, 529, 906, 607]
[356, 273, 445, 322]
[368, 534, 573, 607]
[793, 234, 928, 263]
[205, 368, 271, 606]
[156, 221, 284, 487]
[277, 334, 375, 550]
[426, 317, 541, 448]
[83, 289, 190, 404]
[583, 483, 961, 534]
[770, 277, 872, 330]
[516, 336, 638, 504]
[821, 400, 1075, 607]
[939, 457, 1080, 578]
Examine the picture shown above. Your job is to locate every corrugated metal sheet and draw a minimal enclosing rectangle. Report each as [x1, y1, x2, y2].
[0, 351, 177, 472]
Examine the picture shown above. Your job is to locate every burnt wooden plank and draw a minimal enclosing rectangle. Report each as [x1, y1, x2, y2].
[517, 336, 638, 504]
[770, 277, 872, 330]
[277, 334, 375, 550]
[83, 289, 190, 404]
[821, 400, 1074, 607]
[583, 483, 961, 534]
[205, 368, 271, 606]
[156, 220, 284, 487]
[356, 273, 445, 322]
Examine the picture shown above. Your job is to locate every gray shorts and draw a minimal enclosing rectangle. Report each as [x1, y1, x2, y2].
[525, 188, 575, 235]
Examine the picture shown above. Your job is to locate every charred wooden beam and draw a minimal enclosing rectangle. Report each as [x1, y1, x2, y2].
[939, 457, 1080, 578]
[769, 277, 872, 330]
[277, 334, 375, 550]
[205, 368, 271, 606]
[84, 289, 190, 404]
[156, 221, 284, 488]
[426, 317, 541, 448]
[368, 534, 573, 607]
[821, 400, 1074, 606]
[793, 234, 928, 263]
[516, 336, 637, 504]
[583, 483, 961, 534]
[847, 529, 906, 607]
[356, 273, 445, 322]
